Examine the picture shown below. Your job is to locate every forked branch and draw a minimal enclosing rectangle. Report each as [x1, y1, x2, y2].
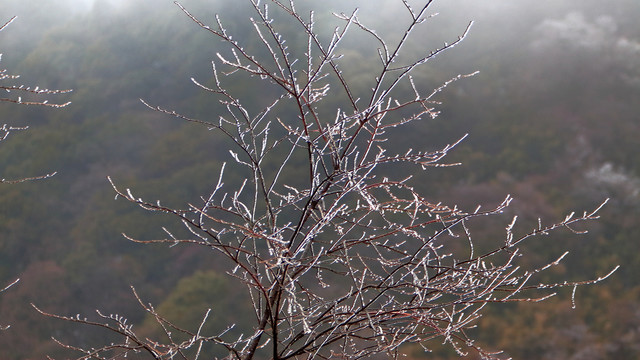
[41, 1, 617, 360]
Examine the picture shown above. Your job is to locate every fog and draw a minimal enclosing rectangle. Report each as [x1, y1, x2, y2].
[1, 0, 638, 358]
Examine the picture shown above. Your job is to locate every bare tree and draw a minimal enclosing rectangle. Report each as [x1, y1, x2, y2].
[36, 1, 617, 359]
[0, 17, 71, 107]
[0, 15, 71, 331]
[0, 16, 72, 184]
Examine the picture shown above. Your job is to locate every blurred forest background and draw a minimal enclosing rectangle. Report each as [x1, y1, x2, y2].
[0, 0, 638, 358]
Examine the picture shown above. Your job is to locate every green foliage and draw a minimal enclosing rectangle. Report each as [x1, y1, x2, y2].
[139, 270, 251, 358]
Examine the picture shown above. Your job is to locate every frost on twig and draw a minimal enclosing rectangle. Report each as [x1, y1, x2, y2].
[40, 1, 617, 359]
[0, 16, 71, 184]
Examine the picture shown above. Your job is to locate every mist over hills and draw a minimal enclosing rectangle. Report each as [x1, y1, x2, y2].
[0, 1, 638, 358]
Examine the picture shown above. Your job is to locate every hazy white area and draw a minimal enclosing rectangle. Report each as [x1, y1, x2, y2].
[65, 0, 129, 11]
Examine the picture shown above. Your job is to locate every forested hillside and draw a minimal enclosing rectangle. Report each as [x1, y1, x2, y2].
[0, 0, 638, 358]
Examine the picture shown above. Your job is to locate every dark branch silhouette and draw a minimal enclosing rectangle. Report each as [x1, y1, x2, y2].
[38, 1, 616, 359]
